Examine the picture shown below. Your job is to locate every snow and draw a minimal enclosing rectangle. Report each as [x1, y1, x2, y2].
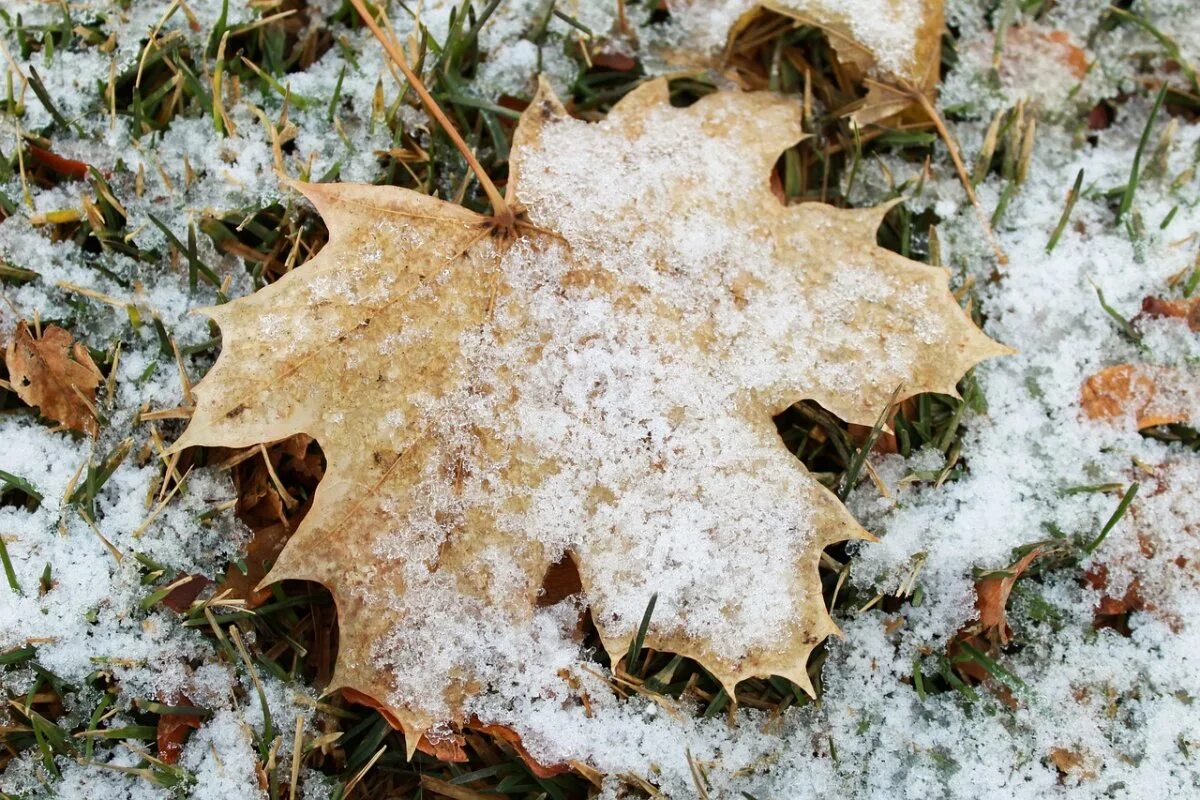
[2, 0, 1200, 797]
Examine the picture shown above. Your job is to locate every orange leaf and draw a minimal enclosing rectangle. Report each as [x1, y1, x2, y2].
[6, 321, 103, 434]
[975, 547, 1042, 647]
[1080, 364, 1195, 430]
[1138, 296, 1200, 332]
[27, 145, 90, 180]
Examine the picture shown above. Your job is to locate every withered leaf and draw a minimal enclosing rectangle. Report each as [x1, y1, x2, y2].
[973, 547, 1042, 648]
[173, 79, 1008, 750]
[678, 0, 944, 124]
[1137, 295, 1200, 331]
[949, 547, 1041, 686]
[6, 321, 102, 435]
[1080, 364, 1198, 430]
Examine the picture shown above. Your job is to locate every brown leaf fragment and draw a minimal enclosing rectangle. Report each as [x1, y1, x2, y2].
[1080, 364, 1197, 430]
[975, 548, 1042, 646]
[950, 548, 1041, 685]
[160, 573, 213, 613]
[1137, 295, 1200, 331]
[156, 694, 202, 765]
[215, 520, 293, 608]
[417, 731, 469, 763]
[1083, 563, 1146, 635]
[6, 321, 102, 434]
[591, 51, 638, 72]
[1049, 746, 1097, 783]
[1003, 28, 1088, 80]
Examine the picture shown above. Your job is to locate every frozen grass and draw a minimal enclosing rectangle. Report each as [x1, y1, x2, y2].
[1, 0, 1199, 798]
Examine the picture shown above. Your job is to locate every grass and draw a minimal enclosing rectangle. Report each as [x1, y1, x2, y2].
[0, 0, 1189, 796]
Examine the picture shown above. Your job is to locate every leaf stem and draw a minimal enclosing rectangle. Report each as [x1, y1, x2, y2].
[900, 79, 1008, 267]
[348, 0, 511, 225]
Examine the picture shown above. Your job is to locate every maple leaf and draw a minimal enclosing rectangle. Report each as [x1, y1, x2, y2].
[172, 79, 1008, 751]
[6, 321, 102, 435]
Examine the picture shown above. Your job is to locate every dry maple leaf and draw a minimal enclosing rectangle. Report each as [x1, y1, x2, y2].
[1080, 363, 1198, 430]
[172, 78, 1008, 751]
[6, 321, 102, 435]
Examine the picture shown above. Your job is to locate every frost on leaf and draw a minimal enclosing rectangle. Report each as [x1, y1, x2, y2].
[172, 79, 1007, 751]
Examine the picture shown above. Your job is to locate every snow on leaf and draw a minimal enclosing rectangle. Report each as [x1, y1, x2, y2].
[171, 78, 1008, 752]
[6, 321, 102, 435]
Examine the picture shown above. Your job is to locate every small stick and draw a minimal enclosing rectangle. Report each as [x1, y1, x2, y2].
[347, 0, 512, 227]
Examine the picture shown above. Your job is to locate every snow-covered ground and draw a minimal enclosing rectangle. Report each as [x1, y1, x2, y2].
[1, 0, 1198, 797]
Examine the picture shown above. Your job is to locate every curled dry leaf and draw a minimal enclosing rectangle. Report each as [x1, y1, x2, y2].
[6, 321, 102, 435]
[1080, 364, 1198, 430]
[949, 547, 1040, 686]
[973, 548, 1042, 648]
[675, 0, 944, 124]
[172, 79, 1008, 753]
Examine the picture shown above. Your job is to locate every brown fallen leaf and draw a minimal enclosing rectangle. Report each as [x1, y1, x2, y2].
[1002, 27, 1089, 80]
[974, 548, 1042, 647]
[1082, 563, 1146, 636]
[218, 434, 323, 607]
[215, 520, 293, 608]
[1049, 746, 1097, 783]
[160, 573, 213, 613]
[6, 321, 103, 434]
[156, 694, 203, 765]
[1081, 462, 1198, 634]
[172, 79, 1009, 751]
[1080, 364, 1198, 430]
[1137, 295, 1200, 331]
[950, 547, 1040, 685]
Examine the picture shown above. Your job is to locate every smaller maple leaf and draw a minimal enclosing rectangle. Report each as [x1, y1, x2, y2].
[172, 78, 1009, 754]
[6, 321, 102, 434]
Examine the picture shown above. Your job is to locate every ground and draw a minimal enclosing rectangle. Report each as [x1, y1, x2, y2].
[1, 0, 1199, 798]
